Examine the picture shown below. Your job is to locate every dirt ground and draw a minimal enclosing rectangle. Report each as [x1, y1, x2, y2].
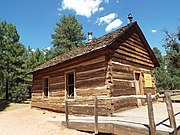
[0, 103, 92, 135]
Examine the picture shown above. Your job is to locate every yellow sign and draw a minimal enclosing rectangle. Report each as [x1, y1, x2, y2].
[144, 74, 152, 87]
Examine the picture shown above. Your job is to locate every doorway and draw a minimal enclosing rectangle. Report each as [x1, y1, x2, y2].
[134, 72, 143, 106]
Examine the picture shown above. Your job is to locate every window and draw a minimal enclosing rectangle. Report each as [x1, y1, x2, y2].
[66, 72, 74, 98]
[43, 77, 49, 98]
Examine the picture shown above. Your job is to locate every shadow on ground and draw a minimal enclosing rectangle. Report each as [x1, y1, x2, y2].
[0, 100, 10, 111]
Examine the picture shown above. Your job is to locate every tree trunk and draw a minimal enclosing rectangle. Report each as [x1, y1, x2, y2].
[5, 81, 9, 100]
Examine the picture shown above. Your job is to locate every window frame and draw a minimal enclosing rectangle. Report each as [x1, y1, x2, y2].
[65, 70, 76, 100]
[43, 76, 49, 99]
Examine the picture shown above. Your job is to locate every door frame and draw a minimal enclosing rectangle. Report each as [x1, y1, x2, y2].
[133, 71, 144, 95]
[133, 71, 144, 106]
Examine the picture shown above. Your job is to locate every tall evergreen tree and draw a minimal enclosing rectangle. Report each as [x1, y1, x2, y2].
[0, 21, 29, 100]
[51, 15, 86, 56]
[153, 25, 180, 90]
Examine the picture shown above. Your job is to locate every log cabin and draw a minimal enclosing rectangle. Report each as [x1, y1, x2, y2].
[31, 21, 159, 115]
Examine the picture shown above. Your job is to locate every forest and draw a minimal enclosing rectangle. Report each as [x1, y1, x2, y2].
[0, 15, 179, 102]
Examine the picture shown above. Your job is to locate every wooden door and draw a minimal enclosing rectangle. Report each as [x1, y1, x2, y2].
[135, 73, 142, 106]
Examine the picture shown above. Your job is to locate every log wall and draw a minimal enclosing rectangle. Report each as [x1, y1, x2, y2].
[107, 28, 157, 111]
[31, 54, 110, 113]
[31, 26, 158, 115]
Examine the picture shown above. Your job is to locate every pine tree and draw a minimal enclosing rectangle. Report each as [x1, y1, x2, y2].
[51, 15, 86, 56]
[0, 21, 29, 101]
[153, 26, 180, 90]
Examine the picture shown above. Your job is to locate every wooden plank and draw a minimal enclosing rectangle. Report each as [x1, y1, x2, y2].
[76, 70, 106, 81]
[94, 96, 98, 134]
[164, 92, 177, 135]
[115, 48, 153, 63]
[112, 71, 134, 80]
[76, 61, 106, 73]
[146, 93, 156, 135]
[111, 57, 154, 71]
[76, 77, 105, 89]
[113, 53, 154, 67]
[65, 100, 69, 128]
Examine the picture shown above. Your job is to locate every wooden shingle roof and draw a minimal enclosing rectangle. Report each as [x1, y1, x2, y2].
[32, 22, 159, 73]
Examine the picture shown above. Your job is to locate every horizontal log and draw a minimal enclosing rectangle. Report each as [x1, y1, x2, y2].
[32, 93, 42, 96]
[33, 80, 43, 85]
[113, 88, 136, 96]
[32, 85, 42, 91]
[113, 53, 154, 67]
[49, 91, 65, 97]
[76, 70, 106, 81]
[111, 57, 154, 70]
[49, 76, 64, 84]
[125, 37, 147, 52]
[49, 83, 65, 91]
[113, 80, 132, 89]
[76, 61, 106, 73]
[76, 87, 109, 97]
[76, 67, 106, 75]
[122, 41, 149, 56]
[48, 97, 65, 103]
[112, 63, 133, 73]
[118, 45, 151, 60]
[112, 72, 134, 80]
[49, 71, 64, 78]
[76, 77, 105, 89]
[115, 49, 153, 64]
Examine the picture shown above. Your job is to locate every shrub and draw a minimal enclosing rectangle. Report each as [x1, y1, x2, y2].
[11, 83, 29, 103]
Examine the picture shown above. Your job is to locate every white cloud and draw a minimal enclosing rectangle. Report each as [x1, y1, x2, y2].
[99, 7, 104, 12]
[151, 29, 157, 33]
[97, 13, 117, 25]
[46, 46, 51, 50]
[61, 0, 103, 18]
[104, 0, 109, 3]
[105, 19, 123, 32]
[117, 0, 119, 3]
[32, 48, 35, 52]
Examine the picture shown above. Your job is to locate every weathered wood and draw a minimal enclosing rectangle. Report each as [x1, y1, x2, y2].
[114, 51, 154, 67]
[76, 61, 106, 73]
[76, 69, 106, 81]
[76, 77, 105, 89]
[119, 45, 151, 60]
[112, 71, 134, 80]
[113, 88, 135, 96]
[146, 93, 156, 135]
[94, 96, 98, 134]
[49, 76, 64, 84]
[115, 48, 153, 63]
[76, 87, 109, 97]
[111, 57, 154, 70]
[164, 92, 177, 135]
[65, 100, 69, 128]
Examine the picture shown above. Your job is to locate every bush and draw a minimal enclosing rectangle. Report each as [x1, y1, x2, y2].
[11, 83, 29, 103]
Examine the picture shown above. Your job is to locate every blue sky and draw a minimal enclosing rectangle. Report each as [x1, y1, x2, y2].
[0, 0, 179, 54]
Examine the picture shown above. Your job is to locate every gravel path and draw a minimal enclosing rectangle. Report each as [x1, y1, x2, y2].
[0, 105, 92, 135]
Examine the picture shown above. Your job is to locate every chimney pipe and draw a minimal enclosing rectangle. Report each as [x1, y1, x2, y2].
[88, 32, 92, 42]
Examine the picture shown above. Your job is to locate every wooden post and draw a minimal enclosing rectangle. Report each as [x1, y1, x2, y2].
[94, 96, 98, 134]
[146, 93, 156, 135]
[65, 100, 69, 128]
[164, 92, 177, 135]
